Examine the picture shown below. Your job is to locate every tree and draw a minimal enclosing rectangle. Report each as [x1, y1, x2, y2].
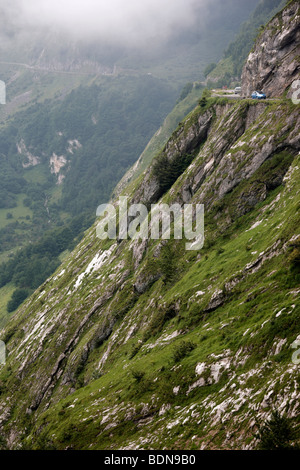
[7, 288, 30, 313]
[153, 153, 194, 196]
[256, 410, 299, 450]
[198, 88, 211, 108]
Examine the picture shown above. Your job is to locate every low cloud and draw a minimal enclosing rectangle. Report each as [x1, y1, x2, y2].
[5, 0, 206, 46]
[0, 0, 260, 56]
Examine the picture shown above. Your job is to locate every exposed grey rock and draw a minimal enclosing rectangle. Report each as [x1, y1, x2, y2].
[0, 5, 299, 448]
[242, 2, 300, 98]
[132, 239, 148, 270]
[205, 289, 225, 312]
[133, 273, 161, 295]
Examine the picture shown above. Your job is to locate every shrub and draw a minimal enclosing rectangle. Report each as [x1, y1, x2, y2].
[143, 304, 177, 341]
[131, 369, 145, 383]
[129, 344, 142, 360]
[159, 242, 180, 285]
[172, 340, 196, 363]
[198, 88, 212, 108]
[256, 410, 299, 450]
[7, 288, 30, 313]
[288, 247, 300, 272]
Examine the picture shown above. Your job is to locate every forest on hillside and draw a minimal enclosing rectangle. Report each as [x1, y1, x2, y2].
[0, 75, 177, 313]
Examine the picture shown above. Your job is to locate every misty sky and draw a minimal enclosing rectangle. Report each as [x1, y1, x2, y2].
[2, 0, 205, 45]
[2, 0, 261, 46]
[0, 0, 262, 54]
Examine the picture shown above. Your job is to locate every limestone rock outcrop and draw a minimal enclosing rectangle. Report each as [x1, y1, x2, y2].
[242, 1, 300, 98]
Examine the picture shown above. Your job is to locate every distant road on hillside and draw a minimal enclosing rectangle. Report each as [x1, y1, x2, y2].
[0, 60, 111, 76]
[212, 89, 244, 99]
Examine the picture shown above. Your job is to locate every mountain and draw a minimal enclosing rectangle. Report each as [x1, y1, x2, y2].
[0, 1, 260, 86]
[0, 0, 262, 322]
[205, 0, 287, 87]
[0, 76, 179, 325]
[0, 1, 299, 450]
[242, 0, 300, 98]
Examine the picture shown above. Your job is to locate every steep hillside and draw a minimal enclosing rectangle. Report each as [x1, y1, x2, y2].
[0, 2, 299, 450]
[114, 82, 204, 197]
[0, 76, 177, 322]
[242, 0, 300, 97]
[205, 0, 286, 87]
[0, 1, 263, 323]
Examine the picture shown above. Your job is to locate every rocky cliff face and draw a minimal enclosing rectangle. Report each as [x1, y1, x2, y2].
[0, 3, 299, 451]
[0, 95, 299, 450]
[242, 0, 300, 98]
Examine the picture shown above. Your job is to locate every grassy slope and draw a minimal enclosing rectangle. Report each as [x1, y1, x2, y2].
[114, 84, 204, 196]
[25, 158, 300, 449]
[0, 97, 299, 450]
[0, 1, 263, 328]
[0, 194, 32, 233]
[0, 72, 178, 323]
[0, 79, 202, 324]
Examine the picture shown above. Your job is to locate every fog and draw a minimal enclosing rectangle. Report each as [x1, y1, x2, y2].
[2, 0, 260, 49]
[1, 0, 207, 46]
